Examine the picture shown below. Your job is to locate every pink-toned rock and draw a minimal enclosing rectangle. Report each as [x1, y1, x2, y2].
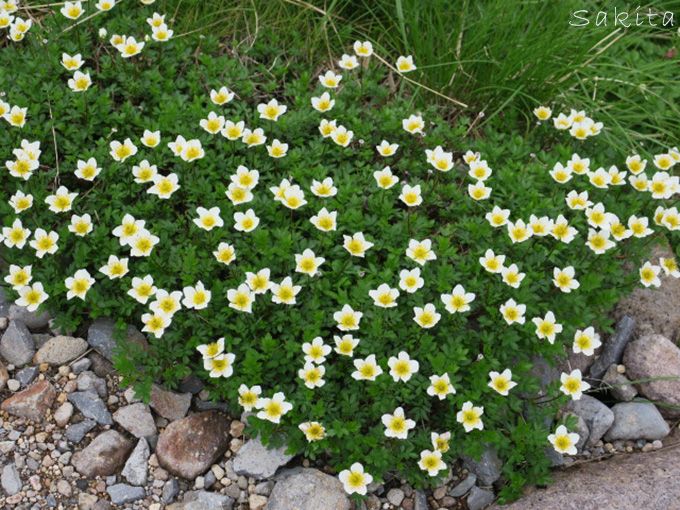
[150, 384, 192, 421]
[156, 411, 230, 479]
[490, 442, 680, 510]
[0, 361, 8, 390]
[71, 430, 134, 478]
[1, 380, 56, 421]
[623, 334, 680, 417]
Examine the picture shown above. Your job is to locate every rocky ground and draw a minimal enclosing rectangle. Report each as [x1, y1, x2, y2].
[0, 245, 679, 510]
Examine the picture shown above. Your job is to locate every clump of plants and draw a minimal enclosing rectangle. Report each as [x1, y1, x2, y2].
[1, 0, 678, 501]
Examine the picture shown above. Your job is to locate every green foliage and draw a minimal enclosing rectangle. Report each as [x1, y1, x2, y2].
[0, 1, 678, 501]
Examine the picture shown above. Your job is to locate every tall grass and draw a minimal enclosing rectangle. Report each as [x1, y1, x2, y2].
[165, 0, 679, 150]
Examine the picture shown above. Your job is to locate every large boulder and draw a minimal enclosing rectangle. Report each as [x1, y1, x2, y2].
[490, 440, 680, 510]
[615, 245, 680, 343]
[604, 403, 670, 441]
[156, 411, 230, 479]
[462, 446, 502, 486]
[72, 430, 134, 477]
[623, 334, 680, 417]
[233, 437, 294, 480]
[266, 468, 349, 510]
[1, 380, 56, 422]
[8, 305, 50, 330]
[589, 315, 635, 381]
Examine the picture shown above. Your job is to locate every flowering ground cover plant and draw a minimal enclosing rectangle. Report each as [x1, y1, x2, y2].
[1, 0, 679, 501]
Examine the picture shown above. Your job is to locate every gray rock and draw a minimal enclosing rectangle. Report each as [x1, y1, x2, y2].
[87, 318, 147, 362]
[545, 446, 565, 467]
[31, 333, 52, 349]
[34, 335, 88, 365]
[66, 419, 97, 443]
[1, 463, 22, 495]
[162, 479, 180, 503]
[565, 395, 615, 446]
[71, 357, 92, 375]
[113, 403, 156, 438]
[68, 391, 113, 425]
[605, 403, 670, 441]
[467, 486, 495, 510]
[150, 384, 192, 421]
[414, 490, 428, 510]
[181, 490, 234, 509]
[8, 305, 50, 330]
[107, 483, 146, 505]
[528, 356, 560, 398]
[179, 375, 204, 394]
[122, 439, 150, 486]
[15, 366, 38, 387]
[89, 351, 115, 377]
[0, 320, 35, 366]
[462, 446, 502, 486]
[72, 430, 134, 478]
[589, 315, 636, 380]
[265, 468, 349, 510]
[54, 402, 74, 427]
[603, 364, 637, 402]
[386, 488, 405, 507]
[76, 371, 107, 398]
[623, 334, 680, 417]
[204, 470, 217, 489]
[233, 437, 294, 480]
[46, 494, 57, 507]
[449, 474, 477, 497]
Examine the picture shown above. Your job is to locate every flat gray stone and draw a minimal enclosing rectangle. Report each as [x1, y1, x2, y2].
[467, 486, 495, 510]
[68, 391, 113, 425]
[87, 318, 147, 362]
[233, 437, 294, 480]
[162, 479, 180, 503]
[66, 419, 97, 443]
[71, 357, 92, 375]
[34, 335, 88, 365]
[462, 446, 502, 486]
[0, 320, 35, 366]
[114, 403, 156, 438]
[414, 490, 428, 510]
[449, 474, 477, 497]
[15, 366, 38, 387]
[605, 403, 670, 441]
[107, 483, 146, 505]
[76, 371, 107, 397]
[122, 438, 150, 486]
[565, 395, 614, 446]
[265, 468, 349, 510]
[1, 463, 22, 495]
[589, 315, 636, 380]
[8, 305, 50, 330]
[181, 490, 234, 509]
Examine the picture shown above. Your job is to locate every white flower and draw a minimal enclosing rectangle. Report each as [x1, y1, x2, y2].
[45, 186, 77, 213]
[302, 337, 331, 364]
[413, 303, 441, 328]
[295, 249, 325, 277]
[210, 86, 235, 105]
[553, 266, 580, 293]
[572, 327, 602, 356]
[374, 166, 399, 189]
[270, 277, 302, 305]
[245, 268, 272, 294]
[234, 209, 260, 232]
[456, 401, 484, 432]
[381, 406, 415, 439]
[203, 353, 235, 378]
[353, 40, 373, 57]
[387, 351, 419, 382]
[256, 392, 293, 424]
[310, 208, 337, 232]
[65, 269, 95, 300]
[639, 261, 661, 288]
[418, 450, 446, 477]
[399, 184, 422, 207]
[227, 284, 255, 313]
[532, 311, 563, 344]
[99, 255, 129, 279]
[441, 284, 475, 313]
[333, 334, 359, 357]
[237, 384, 261, 411]
[298, 362, 326, 389]
[499, 298, 526, 325]
[560, 369, 590, 400]
[318, 70, 342, 88]
[398, 268, 424, 293]
[396, 55, 416, 73]
[29, 229, 59, 258]
[368, 283, 399, 308]
[257, 98, 287, 121]
[427, 373, 455, 399]
[310, 177, 337, 198]
[311, 92, 335, 112]
[488, 369, 517, 396]
[343, 232, 374, 258]
[406, 238, 436, 265]
[193, 207, 223, 231]
[75, 157, 101, 181]
[128, 275, 157, 304]
[548, 425, 580, 455]
[15, 282, 48, 312]
[352, 354, 383, 381]
[4, 264, 32, 290]
[338, 462, 373, 496]
[333, 304, 362, 331]
[182, 281, 212, 310]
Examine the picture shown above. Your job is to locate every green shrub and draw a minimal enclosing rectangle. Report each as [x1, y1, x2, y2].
[1, 0, 678, 501]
